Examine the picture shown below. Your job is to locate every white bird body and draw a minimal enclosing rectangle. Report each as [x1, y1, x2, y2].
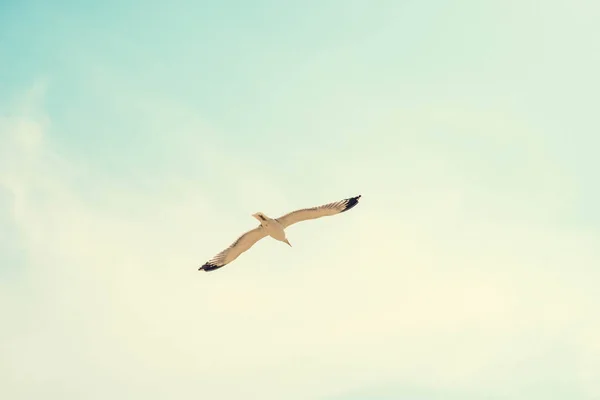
[252, 212, 290, 245]
[199, 195, 361, 272]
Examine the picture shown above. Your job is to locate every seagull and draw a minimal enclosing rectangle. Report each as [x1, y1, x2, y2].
[199, 195, 362, 272]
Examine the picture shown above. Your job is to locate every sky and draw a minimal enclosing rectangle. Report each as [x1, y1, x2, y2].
[1, 0, 599, 399]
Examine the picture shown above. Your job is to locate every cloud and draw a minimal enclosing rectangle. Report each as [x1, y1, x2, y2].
[1, 83, 600, 400]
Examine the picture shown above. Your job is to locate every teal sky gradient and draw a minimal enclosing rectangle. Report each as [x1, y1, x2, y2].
[1, 1, 599, 399]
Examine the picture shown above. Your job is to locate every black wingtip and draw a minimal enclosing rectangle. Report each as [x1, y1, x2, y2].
[199, 262, 223, 272]
[342, 195, 361, 212]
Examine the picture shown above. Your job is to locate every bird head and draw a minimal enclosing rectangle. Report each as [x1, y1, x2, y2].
[252, 212, 267, 222]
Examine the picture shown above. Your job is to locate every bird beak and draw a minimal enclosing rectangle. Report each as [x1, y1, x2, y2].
[284, 239, 292, 247]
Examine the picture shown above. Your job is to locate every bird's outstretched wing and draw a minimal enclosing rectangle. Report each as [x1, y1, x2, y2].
[200, 226, 268, 272]
[275, 195, 362, 229]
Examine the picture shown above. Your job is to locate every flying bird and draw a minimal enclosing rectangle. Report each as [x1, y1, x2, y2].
[199, 195, 362, 272]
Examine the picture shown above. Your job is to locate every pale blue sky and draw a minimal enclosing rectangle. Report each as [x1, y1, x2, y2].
[1, 1, 599, 399]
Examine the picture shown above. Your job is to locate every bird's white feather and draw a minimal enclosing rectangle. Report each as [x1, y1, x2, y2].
[275, 195, 361, 229]
[202, 226, 268, 269]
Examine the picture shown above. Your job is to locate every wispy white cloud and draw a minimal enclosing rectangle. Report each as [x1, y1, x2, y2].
[1, 82, 599, 400]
